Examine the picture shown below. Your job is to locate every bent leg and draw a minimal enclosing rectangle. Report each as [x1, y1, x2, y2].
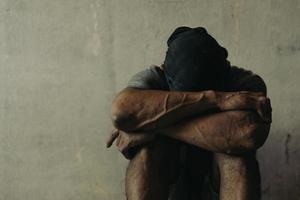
[213, 152, 261, 200]
[125, 136, 181, 200]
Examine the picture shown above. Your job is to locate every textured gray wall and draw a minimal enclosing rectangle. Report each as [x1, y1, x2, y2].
[0, 0, 299, 199]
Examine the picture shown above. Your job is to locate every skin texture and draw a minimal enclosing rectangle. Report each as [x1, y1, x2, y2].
[125, 136, 181, 200]
[108, 110, 270, 158]
[111, 88, 271, 132]
[215, 153, 261, 200]
[158, 110, 270, 154]
[107, 83, 272, 200]
[108, 88, 271, 155]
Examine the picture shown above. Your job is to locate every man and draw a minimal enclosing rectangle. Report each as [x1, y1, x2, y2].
[107, 27, 272, 200]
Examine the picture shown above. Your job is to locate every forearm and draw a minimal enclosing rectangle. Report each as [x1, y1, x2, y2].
[111, 88, 269, 133]
[111, 88, 220, 132]
[156, 110, 270, 155]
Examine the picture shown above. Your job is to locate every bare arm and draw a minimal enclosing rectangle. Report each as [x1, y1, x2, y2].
[111, 88, 269, 132]
[156, 110, 271, 155]
[108, 109, 271, 158]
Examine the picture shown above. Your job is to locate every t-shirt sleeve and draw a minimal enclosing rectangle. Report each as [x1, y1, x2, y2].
[227, 66, 267, 95]
[126, 66, 169, 90]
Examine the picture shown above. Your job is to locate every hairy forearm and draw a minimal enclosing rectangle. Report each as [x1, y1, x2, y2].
[111, 88, 269, 133]
[111, 88, 220, 132]
[155, 110, 270, 154]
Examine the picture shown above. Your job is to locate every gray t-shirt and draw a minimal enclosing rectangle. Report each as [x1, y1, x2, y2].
[127, 65, 170, 90]
[127, 65, 266, 94]
[126, 65, 267, 200]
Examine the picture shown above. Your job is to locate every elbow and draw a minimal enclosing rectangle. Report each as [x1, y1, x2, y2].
[111, 104, 129, 131]
[111, 89, 137, 131]
[111, 106, 135, 132]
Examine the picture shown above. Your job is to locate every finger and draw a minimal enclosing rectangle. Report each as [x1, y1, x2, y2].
[265, 98, 272, 112]
[238, 91, 264, 97]
[106, 129, 119, 148]
[257, 102, 272, 123]
[115, 131, 123, 147]
[261, 98, 272, 123]
[253, 91, 265, 96]
[256, 108, 265, 122]
[117, 134, 130, 151]
[106, 130, 117, 148]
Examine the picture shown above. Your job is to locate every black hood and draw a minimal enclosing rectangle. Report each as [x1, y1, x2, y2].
[164, 26, 229, 91]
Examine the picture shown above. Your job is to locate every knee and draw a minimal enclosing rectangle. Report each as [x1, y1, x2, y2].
[237, 116, 271, 153]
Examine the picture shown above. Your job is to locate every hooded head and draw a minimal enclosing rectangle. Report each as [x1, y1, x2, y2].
[163, 26, 230, 91]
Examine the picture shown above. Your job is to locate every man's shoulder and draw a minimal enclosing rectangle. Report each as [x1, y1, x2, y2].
[126, 65, 169, 90]
[226, 66, 267, 94]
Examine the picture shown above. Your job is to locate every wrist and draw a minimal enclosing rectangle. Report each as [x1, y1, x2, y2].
[215, 91, 239, 111]
[204, 90, 224, 110]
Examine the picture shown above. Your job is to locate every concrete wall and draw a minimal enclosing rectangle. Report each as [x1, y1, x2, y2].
[0, 0, 299, 199]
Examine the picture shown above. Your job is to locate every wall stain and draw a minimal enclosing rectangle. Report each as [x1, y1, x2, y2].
[277, 43, 300, 55]
[262, 185, 270, 195]
[149, 0, 185, 3]
[88, 2, 101, 57]
[103, 0, 117, 93]
[284, 134, 291, 164]
[76, 146, 84, 163]
[233, 0, 241, 54]
[89, 0, 117, 93]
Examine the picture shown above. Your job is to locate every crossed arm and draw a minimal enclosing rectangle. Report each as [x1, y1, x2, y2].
[107, 87, 272, 158]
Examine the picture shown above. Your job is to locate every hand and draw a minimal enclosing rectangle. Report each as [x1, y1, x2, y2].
[218, 91, 272, 123]
[106, 129, 156, 159]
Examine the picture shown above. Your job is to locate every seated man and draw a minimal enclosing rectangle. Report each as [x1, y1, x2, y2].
[107, 27, 272, 200]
